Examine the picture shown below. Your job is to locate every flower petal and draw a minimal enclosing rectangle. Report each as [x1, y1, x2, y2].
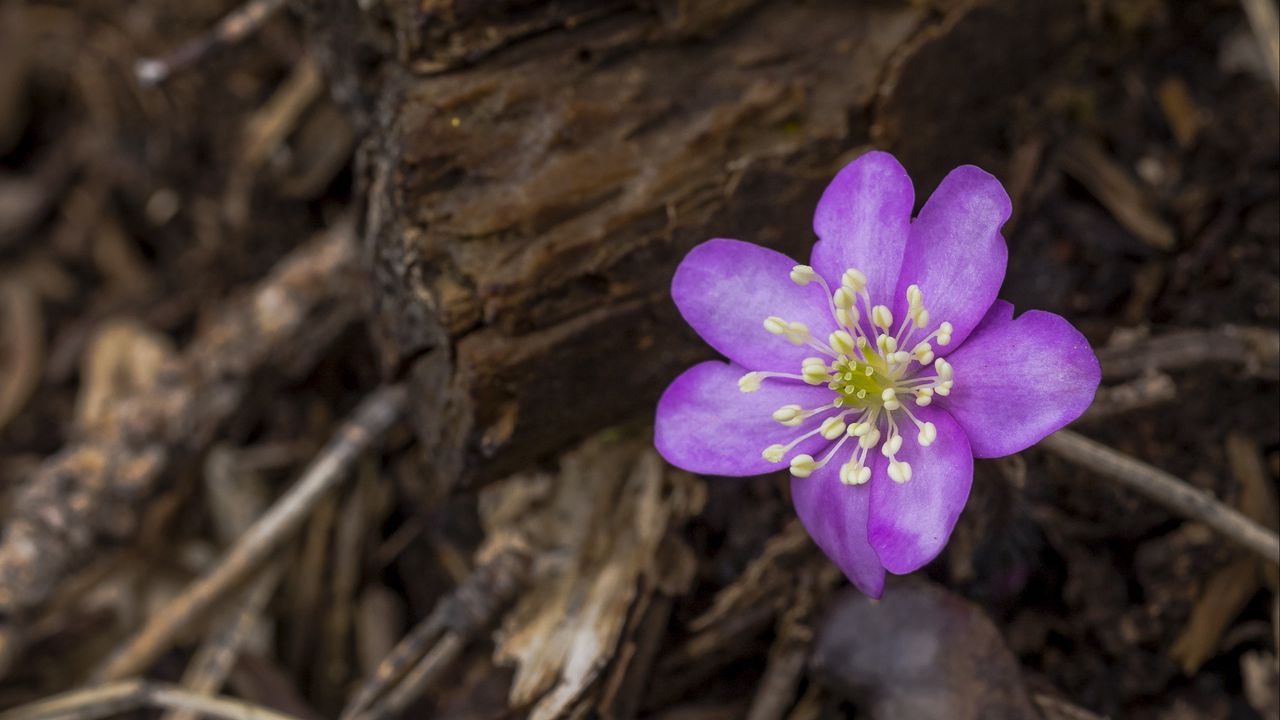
[938, 308, 1100, 458]
[867, 406, 973, 575]
[893, 165, 1011, 353]
[970, 299, 1014, 338]
[811, 151, 915, 307]
[791, 456, 886, 597]
[655, 360, 836, 476]
[673, 239, 839, 372]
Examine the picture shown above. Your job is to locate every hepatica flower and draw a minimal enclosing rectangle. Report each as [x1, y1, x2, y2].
[655, 152, 1100, 597]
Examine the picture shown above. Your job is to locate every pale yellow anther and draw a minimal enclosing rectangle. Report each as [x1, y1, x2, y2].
[877, 334, 897, 354]
[764, 316, 788, 335]
[790, 265, 819, 286]
[836, 308, 857, 329]
[937, 321, 954, 346]
[772, 404, 803, 424]
[785, 321, 811, 346]
[850, 421, 872, 437]
[763, 444, 787, 463]
[738, 372, 763, 392]
[840, 462, 872, 485]
[880, 433, 904, 457]
[872, 305, 894, 330]
[887, 460, 913, 484]
[858, 428, 881, 449]
[918, 421, 937, 447]
[789, 454, 817, 478]
[906, 284, 923, 309]
[802, 363, 830, 385]
[833, 287, 857, 310]
[829, 330, 855, 356]
[803, 356, 827, 368]
[820, 416, 847, 440]
[913, 308, 930, 329]
[842, 268, 868, 292]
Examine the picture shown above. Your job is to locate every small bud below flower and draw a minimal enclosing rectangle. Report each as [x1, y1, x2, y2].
[871, 305, 893, 330]
[738, 372, 762, 392]
[842, 268, 867, 292]
[763, 445, 787, 463]
[829, 330, 855, 356]
[789, 454, 817, 478]
[790, 265, 818, 286]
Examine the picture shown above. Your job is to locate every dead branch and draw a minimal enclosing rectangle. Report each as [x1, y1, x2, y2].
[95, 383, 408, 681]
[340, 548, 530, 720]
[0, 219, 359, 676]
[1074, 373, 1177, 423]
[0, 679, 302, 720]
[134, 0, 287, 85]
[1097, 326, 1280, 381]
[1039, 430, 1280, 564]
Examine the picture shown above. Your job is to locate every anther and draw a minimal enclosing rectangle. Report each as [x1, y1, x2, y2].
[872, 305, 894, 330]
[772, 404, 803, 424]
[887, 460, 913, 484]
[763, 445, 787, 463]
[829, 330, 855, 356]
[918, 421, 937, 447]
[738, 372, 763, 392]
[842, 268, 868, 292]
[764, 316, 788, 335]
[820, 416, 847, 440]
[789, 454, 817, 478]
[790, 265, 818, 286]
[833, 287, 857, 310]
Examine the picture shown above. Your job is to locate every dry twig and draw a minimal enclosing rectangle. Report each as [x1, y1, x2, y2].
[0, 221, 359, 676]
[0, 680, 302, 720]
[1098, 326, 1280, 381]
[1241, 0, 1280, 92]
[134, 0, 287, 85]
[1039, 430, 1280, 564]
[96, 383, 408, 681]
[340, 548, 530, 720]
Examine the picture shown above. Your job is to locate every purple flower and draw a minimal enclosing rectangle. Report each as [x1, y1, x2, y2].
[654, 152, 1100, 597]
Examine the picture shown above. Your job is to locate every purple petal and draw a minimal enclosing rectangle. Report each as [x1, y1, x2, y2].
[655, 360, 836, 477]
[811, 151, 915, 307]
[791, 456, 886, 598]
[970, 299, 1014, 338]
[673, 239, 839, 373]
[893, 165, 1011, 354]
[867, 406, 973, 575]
[938, 308, 1100, 458]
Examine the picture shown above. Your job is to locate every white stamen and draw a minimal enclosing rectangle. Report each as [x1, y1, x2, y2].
[738, 372, 763, 392]
[820, 416, 847, 440]
[790, 265, 819, 285]
[917, 421, 937, 447]
[764, 316, 788, 335]
[871, 305, 894, 330]
[887, 460, 913, 483]
[833, 287, 856, 310]
[842, 269, 867, 292]
[763, 444, 787, 463]
[829, 330, 855, 356]
[789, 454, 817, 478]
[772, 404, 803, 424]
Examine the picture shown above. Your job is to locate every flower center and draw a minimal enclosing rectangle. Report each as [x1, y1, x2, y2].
[738, 265, 956, 486]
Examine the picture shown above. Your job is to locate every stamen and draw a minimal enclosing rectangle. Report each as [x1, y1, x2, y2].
[871, 305, 894, 331]
[738, 373, 763, 392]
[789, 454, 817, 478]
[790, 265, 819, 285]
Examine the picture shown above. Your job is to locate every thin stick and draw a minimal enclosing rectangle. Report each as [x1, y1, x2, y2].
[1241, 0, 1280, 93]
[96, 384, 409, 681]
[339, 548, 529, 720]
[1040, 430, 1280, 564]
[0, 679, 302, 720]
[135, 0, 287, 85]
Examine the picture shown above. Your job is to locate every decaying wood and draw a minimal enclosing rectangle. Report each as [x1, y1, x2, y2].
[0, 220, 360, 676]
[482, 434, 703, 720]
[316, 0, 1080, 496]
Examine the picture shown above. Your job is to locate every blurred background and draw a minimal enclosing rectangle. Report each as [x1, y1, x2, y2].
[0, 0, 1277, 718]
